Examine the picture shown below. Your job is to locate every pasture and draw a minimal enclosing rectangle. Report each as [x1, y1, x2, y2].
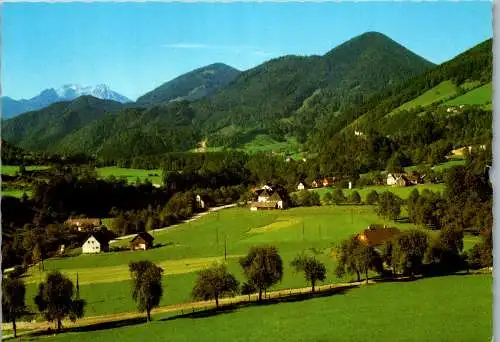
[22, 205, 429, 317]
[310, 183, 445, 201]
[446, 82, 492, 106]
[96, 167, 163, 185]
[32, 274, 492, 342]
[0, 165, 49, 176]
[0, 189, 32, 198]
[389, 80, 459, 114]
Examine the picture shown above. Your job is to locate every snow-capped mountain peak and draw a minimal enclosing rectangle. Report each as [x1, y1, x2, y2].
[54, 84, 130, 103]
[2, 84, 131, 118]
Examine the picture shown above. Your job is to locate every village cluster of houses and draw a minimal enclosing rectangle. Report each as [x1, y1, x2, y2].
[65, 218, 155, 254]
[297, 176, 338, 191]
[386, 171, 425, 187]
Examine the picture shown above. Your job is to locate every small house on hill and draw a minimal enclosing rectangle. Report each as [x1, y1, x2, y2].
[297, 182, 307, 191]
[196, 194, 210, 209]
[66, 218, 102, 232]
[322, 177, 336, 187]
[386, 173, 410, 187]
[250, 184, 290, 211]
[356, 225, 401, 247]
[311, 179, 322, 188]
[130, 232, 154, 251]
[82, 233, 111, 254]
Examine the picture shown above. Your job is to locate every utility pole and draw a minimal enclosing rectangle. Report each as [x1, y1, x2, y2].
[76, 272, 80, 299]
[224, 234, 227, 262]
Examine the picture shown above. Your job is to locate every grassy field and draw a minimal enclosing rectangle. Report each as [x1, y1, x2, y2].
[1, 189, 32, 198]
[243, 135, 301, 155]
[402, 159, 466, 173]
[389, 81, 459, 115]
[0, 165, 49, 176]
[310, 183, 445, 201]
[33, 274, 492, 342]
[96, 167, 163, 185]
[446, 82, 492, 106]
[21, 205, 433, 317]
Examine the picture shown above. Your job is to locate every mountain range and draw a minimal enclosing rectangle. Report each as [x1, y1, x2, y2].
[1, 84, 131, 119]
[1, 32, 492, 160]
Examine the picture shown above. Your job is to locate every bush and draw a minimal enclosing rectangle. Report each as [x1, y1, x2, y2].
[366, 190, 379, 205]
[349, 191, 362, 204]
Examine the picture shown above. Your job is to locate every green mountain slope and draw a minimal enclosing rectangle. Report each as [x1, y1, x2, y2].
[2, 32, 436, 158]
[446, 82, 492, 106]
[305, 37, 492, 176]
[317, 37, 492, 140]
[55, 101, 199, 158]
[136, 63, 240, 106]
[1, 96, 125, 152]
[192, 32, 435, 145]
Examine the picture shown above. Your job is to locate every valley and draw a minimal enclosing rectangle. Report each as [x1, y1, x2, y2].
[1, 21, 493, 342]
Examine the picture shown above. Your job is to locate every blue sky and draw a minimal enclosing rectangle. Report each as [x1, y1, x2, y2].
[3, 2, 492, 101]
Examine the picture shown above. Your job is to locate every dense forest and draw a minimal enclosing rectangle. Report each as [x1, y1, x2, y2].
[2, 32, 435, 158]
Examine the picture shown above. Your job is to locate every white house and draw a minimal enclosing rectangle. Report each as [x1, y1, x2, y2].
[297, 182, 306, 191]
[196, 194, 205, 209]
[386, 173, 399, 186]
[82, 234, 109, 254]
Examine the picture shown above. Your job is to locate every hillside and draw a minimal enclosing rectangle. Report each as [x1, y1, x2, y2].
[136, 63, 241, 106]
[1, 96, 125, 152]
[192, 32, 435, 146]
[55, 101, 200, 158]
[1, 32, 437, 158]
[305, 37, 492, 176]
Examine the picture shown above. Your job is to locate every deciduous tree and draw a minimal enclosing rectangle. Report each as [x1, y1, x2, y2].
[239, 245, 283, 301]
[2, 277, 27, 338]
[290, 255, 326, 292]
[34, 271, 85, 331]
[129, 260, 164, 321]
[391, 230, 429, 278]
[192, 263, 239, 308]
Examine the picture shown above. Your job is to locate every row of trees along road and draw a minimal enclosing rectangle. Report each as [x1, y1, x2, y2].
[3, 224, 492, 337]
[2, 271, 85, 337]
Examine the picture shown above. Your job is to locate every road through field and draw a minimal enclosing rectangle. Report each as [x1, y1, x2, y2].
[110, 204, 237, 244]
[6, 280, 366, 332]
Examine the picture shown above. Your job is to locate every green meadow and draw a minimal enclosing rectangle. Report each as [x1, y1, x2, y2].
[36, 275, 492, 342]
[446, 82, 492, 106]
[0, 189, 32, 198]
[22, 205, 433, 317]
[0, 165, 49, 176]
[389, 80, 459, 114]
[20, 205, 480, 318]
[310, 183, 445, 201]
[95, 167, 163, 185]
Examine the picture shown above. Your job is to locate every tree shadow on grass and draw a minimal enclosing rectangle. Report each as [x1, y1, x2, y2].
[21, 317, 147, 340]
[160, 283, 358, 322]
[372, 271, 475, 284]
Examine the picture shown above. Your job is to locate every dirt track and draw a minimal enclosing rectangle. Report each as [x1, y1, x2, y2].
[4, 281, 367, 333]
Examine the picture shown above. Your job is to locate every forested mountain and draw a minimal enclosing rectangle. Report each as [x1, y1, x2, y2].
[136, 63, 241, 106]
[192, 32, 435, 145]
[2, 96, 124, 152]
[2, 32, 435, 158]
[55, 101, 200, 158]
[305, 38, 492, 177]
[3, 32, 491, 163]
[1, 84, 130, 119]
